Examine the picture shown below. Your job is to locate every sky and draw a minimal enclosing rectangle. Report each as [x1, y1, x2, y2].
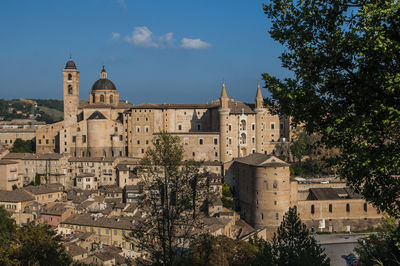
[0, 0, 289, 104]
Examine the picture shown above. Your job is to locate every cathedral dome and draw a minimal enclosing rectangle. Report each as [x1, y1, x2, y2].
[65, 59, 77, 69]
[91, 78, 117, 91]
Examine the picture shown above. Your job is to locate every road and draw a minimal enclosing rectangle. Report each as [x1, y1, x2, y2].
[314, 233, 372, 266]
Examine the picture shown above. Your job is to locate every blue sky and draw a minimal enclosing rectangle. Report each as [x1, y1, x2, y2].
[0, 0, 288, 104]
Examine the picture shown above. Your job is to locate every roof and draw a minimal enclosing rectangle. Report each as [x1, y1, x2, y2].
[78, 101, 132, 110]
[62, 213, 136, 230]
[228, 101, 256, 114]
[3, 153, 64, 161]
[23, 184, 63, 195]
[91, 78, 116, 91]
[130, 102, 219, 110]
[100, 185, 122, 193]
[65, 59, 77, 70]
[0, 160, 18, 165]
[87, 111, 106, 120]
[68, 157, 115, 163]
[40, 203, 68, 216]
[0, 190, 35, 202]
[309, 188, 341, 200]
[234, 153, 289, 167]
[65, 243, 86, 257]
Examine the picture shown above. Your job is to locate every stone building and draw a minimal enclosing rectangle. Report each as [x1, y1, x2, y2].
[36, 59, 290, 166]
[0, 119, 45, 148]
[231, 153, 383, 234]
[0, 159, 22, 190]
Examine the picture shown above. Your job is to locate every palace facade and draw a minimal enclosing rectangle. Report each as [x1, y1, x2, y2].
[36, 59, 290, 163]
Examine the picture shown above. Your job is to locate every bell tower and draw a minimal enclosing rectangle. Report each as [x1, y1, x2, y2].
[63, 58, 80, 128]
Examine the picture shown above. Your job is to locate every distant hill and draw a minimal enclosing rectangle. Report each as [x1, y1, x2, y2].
[0, 99, 65, 124]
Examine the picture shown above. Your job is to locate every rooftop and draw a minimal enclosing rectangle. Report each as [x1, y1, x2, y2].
[234, 153, 289, 167]
[0, 190, 35, 202]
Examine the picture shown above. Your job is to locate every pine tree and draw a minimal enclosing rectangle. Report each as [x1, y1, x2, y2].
[272, 206, 330, 266]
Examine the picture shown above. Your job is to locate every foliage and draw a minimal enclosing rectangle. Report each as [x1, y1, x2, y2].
[249, 236, 274, 266]
[188, 234, 258, 266]
[10, 223, 72, 266]
[290, 132, 308, 162]
[272, 207, 330, 266]
[289, 160, 333, 177]
[221, 196, 235, 211]
[0, 206, 16, 265]
[222, 183, 232, 198]
[127, 131, 214, 266]
[34, 99, 63, 112]
[10, 138, 35, 153]
[355, 217, 400, 265]
[35, 174, 41, 186]
[263, 0, 400, 216]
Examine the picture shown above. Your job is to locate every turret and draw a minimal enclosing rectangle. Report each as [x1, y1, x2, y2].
[219, 81, 230, 163]
[255, 83, 264, 109]
[220, 81, 229, 110]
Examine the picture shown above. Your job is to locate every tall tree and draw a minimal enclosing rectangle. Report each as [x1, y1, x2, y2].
[10, 223, 72, 266]
[127, 132, 212, 266]
[290, 132, 308, 162]
[0, 206, 16, 265]
[263, 1, 400, 216]
[272, 207, 330, 266]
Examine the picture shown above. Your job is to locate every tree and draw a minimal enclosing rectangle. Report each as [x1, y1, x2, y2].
[290, 132, 308, 162]
[10, 138, 34, 153]
[263, 1, 400, 216]
[10, 223, 72, 266]
[272, 207, 330, 266]
[249, 236, 274, 266]
[127, 132, 213, 266]
[188, 234, 258, 266]
[355, 216, 400, 265]
[0, 206, 16, 265]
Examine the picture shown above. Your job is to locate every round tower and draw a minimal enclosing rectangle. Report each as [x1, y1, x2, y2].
[254, 84, 265, 153]
[219, 82, 230, 163]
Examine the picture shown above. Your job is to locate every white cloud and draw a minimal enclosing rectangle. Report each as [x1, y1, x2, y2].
[111, 32, 120, 40]
[125, 26, 158, 48]
[118, 0, 126, 8]
[124, 26, 211, 50]
[181, 38, 211, 49]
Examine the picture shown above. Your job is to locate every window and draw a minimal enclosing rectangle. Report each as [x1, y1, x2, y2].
[228, 124, 232, 131]
[199, 139, 203, 145]
[229, 138, 232, 145]
[110, 95, 113, 104]
[270, 123, 275, 130]
[46, 139, 49, 144]
[252, 124, 255, 130]
[119, 135, 123, 141]
[274, 201, 277, 205]
[273, 183, 277, 189]
[311, 205, 315, 214]
[72, 136, 76, 143]
[240, 133, 246, 144]
[240, 120, 246, 131]
[329, 204, 332, 213]
[363, 203, 367, 212]
[68, 85, 73, 94]
[100, 95, 104, 102]
[137, 140, 140, 144]
[261, 213, 264, 220]
[82, 135, 86, 143]
[197, 124, 201, 131]
[192, 152, 195, 157]
[178, 124, 182, 131]
[136, 127, 140, 133]
[346, 203, 350, 212]
[141, 149, 144, 154]
[145, 127, 149, 133]
[275, 213, 279, 220]
[252, 137, 255, 144]
[146, 140, 149, 144]
[68, 73, 72, 80]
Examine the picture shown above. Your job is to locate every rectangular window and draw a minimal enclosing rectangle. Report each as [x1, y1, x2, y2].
[228, 124, 232, 131]
[329, 204, 332, 212]
[199, 139, 203, 145]
[82, 135, 86, 143]
[311, 205, 315, 214]
[178, 125, 182, 131]
[214, 138, 218, 145]
[346, 203, 350, 212]
[252, 124, 255, 130]
[271, 123, 275, 130]
[72, 136, 76, 143]
[275, 213, 279, 220]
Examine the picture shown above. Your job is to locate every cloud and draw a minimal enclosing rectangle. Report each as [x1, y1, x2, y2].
[118, 0, 126, 8]
[125, 26, 158, 48]
[124, 26, 211, 50]
[111, 32, 120, 40]
[181, 38, 211, 49]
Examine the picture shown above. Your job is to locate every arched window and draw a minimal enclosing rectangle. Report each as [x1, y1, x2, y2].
[240, 133, 246, 144]
[68, 85, 73, 94]
[68, 73, 72, 80]
[240, 120, 246, 131]
[110, 95, 113, 103]
[100, 95, 104, 102]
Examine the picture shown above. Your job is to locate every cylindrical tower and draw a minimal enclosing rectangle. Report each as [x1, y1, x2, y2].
[219, 82, 230, 163]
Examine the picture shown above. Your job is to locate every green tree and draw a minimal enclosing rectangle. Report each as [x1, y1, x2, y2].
[249, 236, 274, 266]
[188, 234, 258, 266]
[10, 138, 34, 153]
[34, 174, 41, 186]
[272, 207, 330, 266]
[222, 183, 232, 198]
[290, 132, 308, 162]
[355, 217, 400, 265]
[263, 1, 400, 216]
[0, 206, 16, 265]
[10, 223, 72, 266]
[127, 132, 212, 266]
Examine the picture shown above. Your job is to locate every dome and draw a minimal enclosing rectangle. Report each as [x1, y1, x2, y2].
[65, 59, 77, 69]
[91, 78, 117, 91]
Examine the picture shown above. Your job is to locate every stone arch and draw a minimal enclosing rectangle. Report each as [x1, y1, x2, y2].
[240, 120, 246, 131]
[240, 133, 246, 144]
